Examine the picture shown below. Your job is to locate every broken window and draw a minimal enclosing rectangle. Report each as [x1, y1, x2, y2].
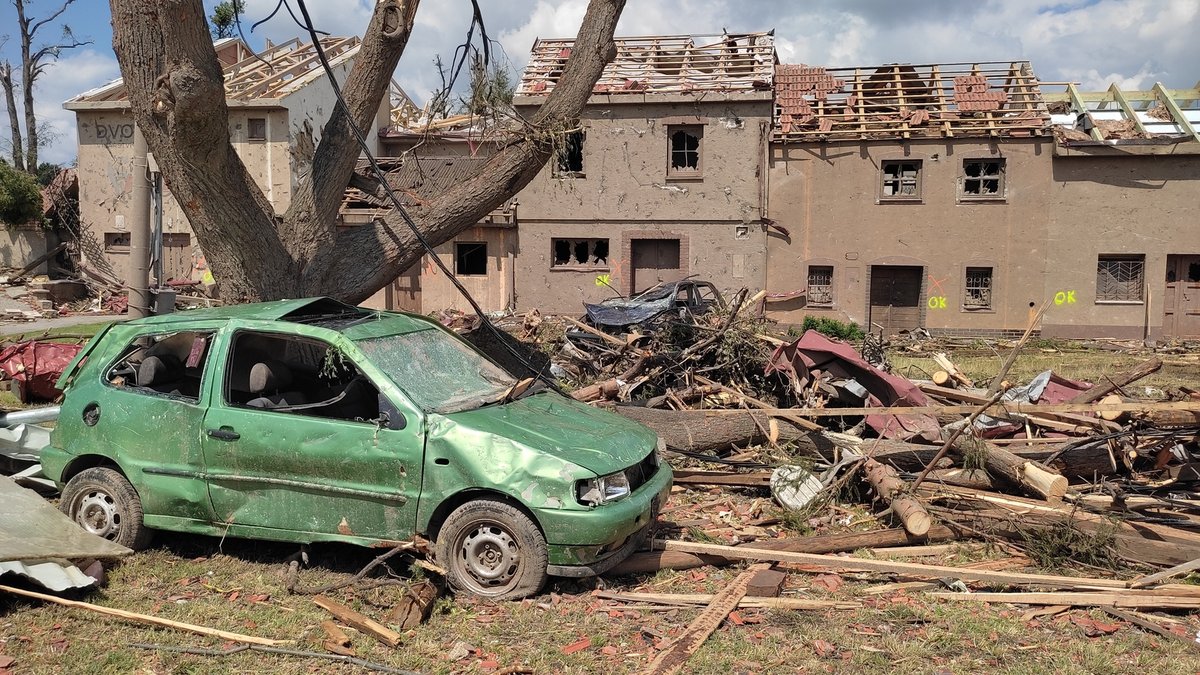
[106, 330, 214, 402]
[247, 117, 267, 141]
[224, 331, 382, 423]
[551, 238, 609, 268]
[104, 232, 131, 253]
[455, 242, 488, 276]
[807, 265, 834, 305]
[961, 159, 1005, 198]
[1097, 255, 1145, 302]
[667, 125, 702, 176]
[554, 131, 584, 176]
[881, 160, 921, 199]
[964, 267, 993, 310]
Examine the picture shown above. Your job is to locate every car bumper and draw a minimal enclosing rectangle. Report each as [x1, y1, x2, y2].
[539, 463, 672, 575]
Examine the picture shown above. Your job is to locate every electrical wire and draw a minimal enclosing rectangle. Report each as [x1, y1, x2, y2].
[291, 0, 560, 391]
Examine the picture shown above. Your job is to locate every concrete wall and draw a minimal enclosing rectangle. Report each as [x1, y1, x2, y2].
[765, 137, 1200, 338]
[0, 227, 50, 274]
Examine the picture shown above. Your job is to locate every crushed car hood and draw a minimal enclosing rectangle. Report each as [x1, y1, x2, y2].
[437, 392, 656, 475]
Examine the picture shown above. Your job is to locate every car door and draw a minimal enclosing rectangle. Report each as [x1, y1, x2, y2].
[67, 323, 221, 524]
[199, 327, 423, 543]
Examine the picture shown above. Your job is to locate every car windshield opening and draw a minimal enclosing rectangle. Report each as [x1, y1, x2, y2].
[356, 329, 516, 413]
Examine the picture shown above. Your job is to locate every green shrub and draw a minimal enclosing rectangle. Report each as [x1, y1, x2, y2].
[0, 161, 44, 227]
[798, 315, 865, 342]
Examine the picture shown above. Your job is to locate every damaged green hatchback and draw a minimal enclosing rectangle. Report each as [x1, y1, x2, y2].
[41, 298, 671, 599]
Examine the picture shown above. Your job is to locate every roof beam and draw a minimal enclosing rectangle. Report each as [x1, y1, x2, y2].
[1107, 83, 1147, 134]
[1067, 83, 1104, 141]
[1153, 82, 1200, 143]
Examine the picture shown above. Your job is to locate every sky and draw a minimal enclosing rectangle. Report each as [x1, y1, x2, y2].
[1, 0, 1198, 166]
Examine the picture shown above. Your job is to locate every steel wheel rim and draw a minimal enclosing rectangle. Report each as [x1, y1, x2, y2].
[75, 489, 122, 540]
[455, 521, 521, 594]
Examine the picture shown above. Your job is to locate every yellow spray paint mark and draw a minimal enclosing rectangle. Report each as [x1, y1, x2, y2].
[595, 273, 611, 287]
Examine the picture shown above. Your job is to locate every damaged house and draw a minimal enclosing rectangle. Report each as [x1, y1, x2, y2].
[64, 37, 404, 288]
[766, 62, 1200, 339]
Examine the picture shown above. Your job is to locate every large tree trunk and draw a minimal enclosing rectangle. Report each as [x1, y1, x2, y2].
[109, 0, 627, 304]
[0, 61, 23, 171]
[611, 406, 833, 456]
[16, 0, 37, 172]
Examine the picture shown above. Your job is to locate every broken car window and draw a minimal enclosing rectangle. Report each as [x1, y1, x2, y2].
[224, 331, 382, 423]
[105, 330, 213, 403]
[356, 329, 515, 414]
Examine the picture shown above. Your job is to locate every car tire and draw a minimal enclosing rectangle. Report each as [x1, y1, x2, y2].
[435, 499, 548, 600]
[59, 467, 153, 550]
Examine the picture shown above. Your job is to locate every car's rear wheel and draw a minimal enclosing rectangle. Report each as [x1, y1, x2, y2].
[435, 499, 547, 600]
[59, 467, 152, 550]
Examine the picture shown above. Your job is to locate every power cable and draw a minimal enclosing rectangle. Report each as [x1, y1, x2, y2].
[291, 0, 559, 391]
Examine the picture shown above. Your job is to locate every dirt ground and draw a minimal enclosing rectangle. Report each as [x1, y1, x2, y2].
[3, 342, 1200, 673]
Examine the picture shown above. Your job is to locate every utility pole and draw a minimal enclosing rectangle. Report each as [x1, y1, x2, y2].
[127, 126, 152, 318]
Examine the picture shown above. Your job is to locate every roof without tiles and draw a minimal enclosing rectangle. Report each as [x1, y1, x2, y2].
[1042, 82, 1200, 146]
[774, 61, 1050, 142]
[66, 37, 360, 107]
[517, 31, 776, 98]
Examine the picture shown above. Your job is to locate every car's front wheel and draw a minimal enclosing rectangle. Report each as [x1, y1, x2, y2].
[435, 499, 548, 600]
[59, 467, 153, 550]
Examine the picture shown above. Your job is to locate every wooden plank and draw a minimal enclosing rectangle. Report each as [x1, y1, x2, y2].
[690, 399, 1200, 417]
[596, 591, 859, 610]
[652, 540, 1129, 590]
[639, 563, 769, 674]
[320, 620, 355, 657]
[1068, 357, 1163, 403]
[1128, 557, 1200, 589]
[1100, 607, 1200, 651]
[313, 595, 402, 648]
[671, 470, 772, 487]
[0, 584, 287, 646]
[930, 591, 1200, 610]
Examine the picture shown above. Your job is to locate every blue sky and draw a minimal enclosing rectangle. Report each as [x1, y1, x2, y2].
[2, 0, 1198, 165]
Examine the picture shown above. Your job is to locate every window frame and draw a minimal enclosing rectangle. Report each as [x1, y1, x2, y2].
[550, 237, 610, 271]
[1096, 254, 1146, 303]
[666, 124, 703, 178]
[104, 329, 217, 405]
[247, 117, 267, 141]
[806, 265, 835, 307]
[962, 266, 994, 311]
[879, 159, 923, 202]
[454, 241, 489, 277]
[959, 158, 1007, 201]
[553, 130, 585, 178]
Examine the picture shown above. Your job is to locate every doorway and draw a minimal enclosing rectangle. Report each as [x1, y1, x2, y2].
[1164, 255, 1200, 338]
[869, 265, 923, 335]
[630, 238, 682, 293]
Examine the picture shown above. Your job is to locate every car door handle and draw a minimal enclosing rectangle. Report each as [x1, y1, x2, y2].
[206, 427, 240, 441]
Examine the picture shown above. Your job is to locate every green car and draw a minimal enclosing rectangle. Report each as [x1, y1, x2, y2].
[41, 298, 671, 599]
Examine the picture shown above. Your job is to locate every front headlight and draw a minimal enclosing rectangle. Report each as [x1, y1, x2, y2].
[576, 470, 631, 506]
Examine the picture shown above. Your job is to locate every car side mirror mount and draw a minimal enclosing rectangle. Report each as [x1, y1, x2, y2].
[377, 395, 406, 431]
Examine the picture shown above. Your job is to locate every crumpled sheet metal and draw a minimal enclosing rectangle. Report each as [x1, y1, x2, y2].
[973, 370, 1093, 437]
[0, 560, 96, 592]
[767, 330, 941, 442]
[0, 476, 130, 566]
[0, 340, 83, 403]
[584, 282, 680, 328]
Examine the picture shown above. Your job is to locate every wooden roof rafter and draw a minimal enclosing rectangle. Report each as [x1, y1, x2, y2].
[1152, 82, 1200, 143]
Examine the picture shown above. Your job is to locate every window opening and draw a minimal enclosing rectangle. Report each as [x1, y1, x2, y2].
[247, 117, 267, 141]
[964, 267, 993, 309]
[455, 242, 488, 276]
[550, 238, 609, 268]
[962, 159, 1005, 197]
[881, 160, 921, 199]
[555, 131, 584, 175]
[668, 125, 702, 175]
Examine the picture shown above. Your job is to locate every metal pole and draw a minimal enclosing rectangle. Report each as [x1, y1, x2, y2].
[127, 126, 153, 318]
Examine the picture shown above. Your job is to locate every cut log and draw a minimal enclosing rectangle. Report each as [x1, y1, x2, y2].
[948, 435, 1067, 500]
[862, 458, 932, 536]
[923, 468, 995, 490]
[932, 352, 974, 388]
[389, 579, 440, 630]
[932, 370, 954, 387]
[571, 355, 653, 402]
[671, 470, 773, 487]
[861, 437, 1117, 481]
[611, 406, 828, 455]
[1098, 394, 1125, 421]
[1069, 357, 1163, 403]
[607, 525, 963, 576]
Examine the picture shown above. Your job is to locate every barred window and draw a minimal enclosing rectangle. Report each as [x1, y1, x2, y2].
[1096, 255, 1145, 302]
[964, 267, 993, 309]
[807, 265, 834, 305]
[881, 160, 921, 200]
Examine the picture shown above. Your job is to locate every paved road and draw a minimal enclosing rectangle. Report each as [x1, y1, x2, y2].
[0, 313, 120, 337]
